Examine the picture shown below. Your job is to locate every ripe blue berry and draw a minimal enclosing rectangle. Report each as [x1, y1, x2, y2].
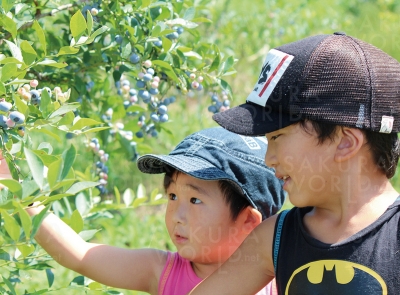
[176, 27, 184, 34]
[158, 105, 167, 115]
[66, 132, 74, 139]
[138, 90, 150, 100]
[211, 94, 219, 102]
[149, 88, 159, 95]
[147, 68, 155, 75]
[143, 73, 153, 82]
[136, 131, 144, 138]
[121, 80, 130, 86]
[115, 35, 123, 44]
[159, 114, 169, 122]
[9, 111, 25, 124]
[223, 99, 230, 107]
[166, 32, 179, 40]
[154, 40, 162, 47]
[136, 80, 146, 89]
[130, 53, 140, 64]
[150, 113, 160, 122]
[129, 89, 137, 96]
[151, 130, 158, 137]
[30, 90, 41, 99]
[0, 101, 12, 112]
[0, 115, 7, 128]
[208, 105, 217, 113]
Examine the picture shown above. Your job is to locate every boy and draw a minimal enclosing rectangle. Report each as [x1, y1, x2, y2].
[22, 127, 285, 294]
[188, 32, 400, 294]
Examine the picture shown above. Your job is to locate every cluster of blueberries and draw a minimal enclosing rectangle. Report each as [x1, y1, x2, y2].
[0, 99, 25, 136]
[88, 138, 109, 195]
[17, 79, 70, 105]
[207, 91, 231, 114]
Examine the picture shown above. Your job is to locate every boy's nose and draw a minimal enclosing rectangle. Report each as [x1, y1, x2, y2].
[171, 203, 187, 224]
[264, 148, 277, 168]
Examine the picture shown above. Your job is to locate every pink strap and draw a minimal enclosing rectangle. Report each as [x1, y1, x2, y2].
[159, 252, 176, 295]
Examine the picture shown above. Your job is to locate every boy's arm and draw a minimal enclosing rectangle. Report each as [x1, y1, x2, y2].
[189, 216, 277, 295]
[27, 205, 167, 292]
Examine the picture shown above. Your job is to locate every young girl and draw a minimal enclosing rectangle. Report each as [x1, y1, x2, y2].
[24, 127, 285, 294]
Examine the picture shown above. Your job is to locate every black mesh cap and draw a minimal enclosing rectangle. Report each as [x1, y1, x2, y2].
[213, 32, 400, 135]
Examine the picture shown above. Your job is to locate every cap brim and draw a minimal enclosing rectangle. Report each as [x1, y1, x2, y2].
[212, 103, 294, 136]
[137, 154, 231, 181]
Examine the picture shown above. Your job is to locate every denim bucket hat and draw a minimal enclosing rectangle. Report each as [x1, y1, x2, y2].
[137, 127, 285, 219]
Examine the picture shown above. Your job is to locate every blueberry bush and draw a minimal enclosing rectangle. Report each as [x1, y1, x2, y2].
[0, 0, 236, 293]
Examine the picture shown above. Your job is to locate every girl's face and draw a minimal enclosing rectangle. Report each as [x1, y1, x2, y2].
[164, 173, 247, 264]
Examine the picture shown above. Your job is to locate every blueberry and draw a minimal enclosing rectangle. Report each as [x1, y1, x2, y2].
[169, 96, 176, 103]
[163, 98, 170, 106]
[139, 115, 146, 122]
[129, 89, 137, 96]
[66, 132, 74, 139]
[147, 68, 155, 75]
[149, 88, 159, 95]
[129, 53, 140, 64]
[159, 114, 169, 122]
[123, 101, 131, 109]
[158, 105, 167, 115]
[117, 89, 123, 95]
[115, 35, 123, 44]
[211, 94, 219, 102]
[143, 73, 153, 82]
[150, 113, 159, 122]
[223, 99, 230, 107]
[115, 81, 121, 88]
[121, 80, 130, 86]
[96, 161, 104, 169]
[154, 40, 162, 47]
[138, 90, 150, 100]
[0, 101, 12, 112]
[176, 27, 184, 34]
[208, 105, 217, 113]
[0, 115, 7, 128]
[101, 165, 109, 174]
[31, 97, 41, 105]
[151, 130, 158, 137]
[136, 131, 144, 138]
[91, 138, 99, 144]
[136, 80, 146, 89]
[215, 101, 222, 109]
[9, 111, 25, 124]
[30, 90, 41, 100]
[166, 32, 179, 40]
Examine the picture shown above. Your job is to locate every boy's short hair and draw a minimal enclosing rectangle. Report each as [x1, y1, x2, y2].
[163, 168, 251, 220]
[212, 32, 400, 176]
[137, 127, 285, 220]
[298, 120, 400, 178]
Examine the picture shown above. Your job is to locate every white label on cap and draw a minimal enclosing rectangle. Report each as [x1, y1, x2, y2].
[246, 49, 294, 107]
[240, 136, 261, 150]
[380, 116, 394, 133]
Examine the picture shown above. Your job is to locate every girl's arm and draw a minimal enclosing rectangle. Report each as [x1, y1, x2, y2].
[27, 205, 167, 293]
[188, 216, 277, 295]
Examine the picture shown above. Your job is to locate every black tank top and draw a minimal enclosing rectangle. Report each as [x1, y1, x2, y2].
[273, 200, 400, 294]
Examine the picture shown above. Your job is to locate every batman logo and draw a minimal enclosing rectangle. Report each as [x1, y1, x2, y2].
[285, 260, 387, 294]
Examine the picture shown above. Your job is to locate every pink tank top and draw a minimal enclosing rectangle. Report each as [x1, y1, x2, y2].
[158, 252, 277, 295]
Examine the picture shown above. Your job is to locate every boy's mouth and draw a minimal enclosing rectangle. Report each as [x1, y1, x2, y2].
[174, 234, 188, 244]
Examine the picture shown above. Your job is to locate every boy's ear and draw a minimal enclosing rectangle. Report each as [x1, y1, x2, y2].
[238, 206, 262, 235]
[334, 127, 364, 162]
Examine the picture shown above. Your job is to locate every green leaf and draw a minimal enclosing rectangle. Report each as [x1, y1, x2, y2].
[31, 205, 50, 238]
[79, 229, 99, 241]
[48, 159, 62, 190]
[152, 60, 179, 82]
[37, 60, 67, 68]
[84, 26, 110, 44]
[21, 180, 39, 199]
[17, 243, 35, 257]
[70, 10, 87, 41]
[0, 83, 5, 96]
[1, 0, 14, 13]
[81, 126, 111, 134]
[32, 128, 61, 143]
[39, 85, 53, 118]
[66, 181, 98, 195]
[70, 209, 84, 233]
[57, 46, 80, 56]
[165, 18, 198, 28]
[2, 275, 16, 295]
[32, 20, 47, 56]
[49, 103, 80, 119]
[16, 203, 32, 239]
[221, 56, 235, 75]
[45, 193, 73, 203]
[162, 36, 172, 52]
[2, 210, 21, 241]
[114, 186, 121, 204]
[46, 269, 54, 288]
[0, 179, 22, 198]
[0, 57, 24, 65]
[57, 111, 75, 126]
[219, 79, 232, 96]
[20, 40, 37, 65]
[61, 145, 76, 180]
[86, 10, 93, 35]
[126, 105, 146, 113]
[0, 15, 17, 39]
[1, 63, 18, 82]
[14, 94, 29, 119]
[70, 118, 103, 131]
[24, 147, 45, 190]
[123, 188, 134, 207]
[184, 7, 196, 20]
[209, 50, 220, 72]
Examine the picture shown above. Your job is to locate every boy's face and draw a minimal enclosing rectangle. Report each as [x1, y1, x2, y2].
[265, 122, 338, 207]
[165, 173, 247, 263]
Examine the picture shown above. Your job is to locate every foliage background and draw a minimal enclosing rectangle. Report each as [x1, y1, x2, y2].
[2, 0, 400, 294]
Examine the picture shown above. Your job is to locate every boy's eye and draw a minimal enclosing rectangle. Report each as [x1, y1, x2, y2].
[270, 134, 281, 141]
[169, 193, 177, 200]
[190, 198, 202, 204]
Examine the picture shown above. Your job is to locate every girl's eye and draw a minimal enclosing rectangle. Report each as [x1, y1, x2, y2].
[169, 193, 177, 200]
[190, 198, 202, 204]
